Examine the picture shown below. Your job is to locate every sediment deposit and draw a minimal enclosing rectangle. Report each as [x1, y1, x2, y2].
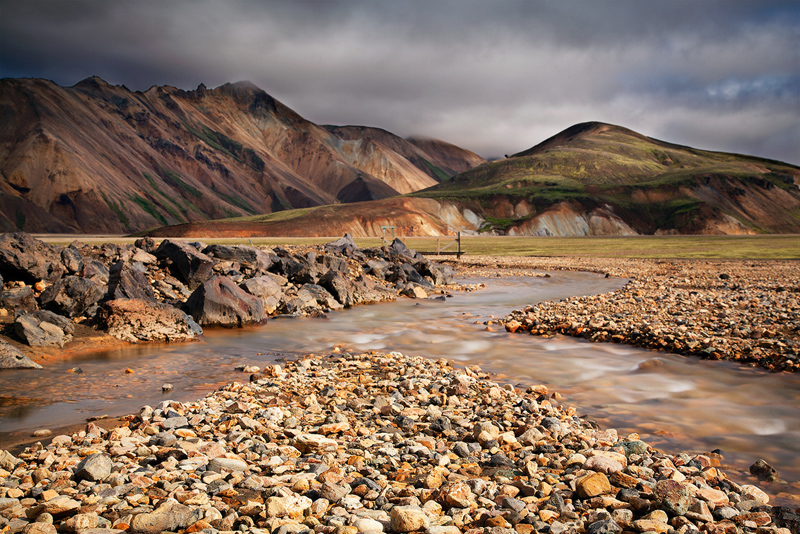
[1, 351, 796, 534]
[450, 256, 799, 373]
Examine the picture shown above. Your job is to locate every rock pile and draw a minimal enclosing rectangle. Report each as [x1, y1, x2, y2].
[0, 351, 795, 534]
[0, 233, 454, 366]
[464, 257, 800, 373]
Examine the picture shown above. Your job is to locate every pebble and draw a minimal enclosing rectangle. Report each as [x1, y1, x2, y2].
[0, 351, 791, 534]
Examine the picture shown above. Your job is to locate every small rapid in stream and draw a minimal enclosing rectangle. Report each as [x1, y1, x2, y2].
[1, 272, 799, 501]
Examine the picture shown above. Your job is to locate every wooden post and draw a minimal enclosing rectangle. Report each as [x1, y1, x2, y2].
[457, 232, 461, 259]
[436, 238, 440, 255]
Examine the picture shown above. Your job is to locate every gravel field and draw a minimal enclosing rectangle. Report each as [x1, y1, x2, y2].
[441, 256, 800, 373]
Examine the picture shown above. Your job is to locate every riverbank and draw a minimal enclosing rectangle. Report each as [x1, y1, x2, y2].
[438, 256, 799, 373]
[2, 350, 796, 534]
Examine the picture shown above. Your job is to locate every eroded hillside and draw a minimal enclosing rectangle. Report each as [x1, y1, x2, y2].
[0, 77, 484, 233]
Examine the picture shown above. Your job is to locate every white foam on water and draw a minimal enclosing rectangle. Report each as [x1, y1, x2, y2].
[734, 418, 787, 436]
[349, 333, 387, 345]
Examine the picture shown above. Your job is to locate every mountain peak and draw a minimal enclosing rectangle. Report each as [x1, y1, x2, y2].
[512, 121, 642, 158]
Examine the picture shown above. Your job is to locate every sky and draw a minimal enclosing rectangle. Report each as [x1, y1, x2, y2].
[1, 0, 799, 164]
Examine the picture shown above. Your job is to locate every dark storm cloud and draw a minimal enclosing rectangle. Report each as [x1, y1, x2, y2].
[1, 0, 798, 163]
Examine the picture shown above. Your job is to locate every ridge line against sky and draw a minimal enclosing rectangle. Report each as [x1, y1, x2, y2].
[1, 0, 798, 164]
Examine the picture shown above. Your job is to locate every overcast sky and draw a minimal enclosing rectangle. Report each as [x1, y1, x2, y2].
[1, 0, 798, 164]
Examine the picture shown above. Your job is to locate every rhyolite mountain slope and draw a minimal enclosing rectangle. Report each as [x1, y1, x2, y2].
[0, 77, 484, 233]
[415, 122, 800, 235]
[145, 122, 800, 238]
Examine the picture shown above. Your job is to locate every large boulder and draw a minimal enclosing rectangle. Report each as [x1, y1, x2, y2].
[39, 276, 105, 317]
[185, 276, 265, 327]
[388, 238, 420, 261]
[416, 259, 454, 286]
[0, 339, 42, 369]
[0, 233, 65, 283]
[240, 275, 283, 314]
[297, 284, 343, 311]
[108, 262, 155, 301]
[153, 240, 214, 288]
[82, 260, 110, 285]
[364, 259, 392, 280]
[319, 270, 358, 307]
[102, 299, 202, 343]
[0, 285, 37, 313]
[274, 253, 319, 284]
[134, 236, 157, 253]
[202, 244, 274, 271]
[325, 233, 359, 257]
[388, 263, 432, 288]
[60, 246, 84, 274]
[15, 310, 75, 347]
[353, 275, 397, 305]
[318, 254, 349, 274]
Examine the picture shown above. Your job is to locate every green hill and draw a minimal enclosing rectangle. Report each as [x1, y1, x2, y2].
[412, 122, 800, 234]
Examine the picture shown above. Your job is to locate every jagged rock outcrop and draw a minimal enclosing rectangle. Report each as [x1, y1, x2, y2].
[108, 262, 156, 301]
[185, 276, 266, 327]
[14, 310, 74, 347]
[0, 233, 64, 283]
[102, 299, 202, 343]
[0, 233, 456, 357]
[39, 275, 105, 317]
[154, 240, 214, 289]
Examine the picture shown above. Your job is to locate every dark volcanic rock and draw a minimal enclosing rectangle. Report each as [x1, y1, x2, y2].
[60, 246, 84, 274]
[0, 285, 37, 312]
[276, 254, 319, 284]
[325, 233, 359, 257]
[240, 275, 282, 314]
[39, 275, 105, 317]
[0, 339, 42, 369]
[298, 283, 343, 310]
[353, 275, 397, 305]
[14, 310, 75, 347]
[0, 233, 65, 283]
[202, 244, 274, 271]
[82, 260, 110, 285]
[319, 254, 349, 274]
[102, 299, 202, 343]
[388, 238, 419, 260]
[153, 239, 214, 288]
[185, 276, 265, 327]
[108, 262, 156, 301]
[134, 236, 157, 253]
[749, 458, 778, 481]
[319, 270, 358, 307]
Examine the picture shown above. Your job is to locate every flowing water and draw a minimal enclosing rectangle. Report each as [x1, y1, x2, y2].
[1, 272, 798, 502]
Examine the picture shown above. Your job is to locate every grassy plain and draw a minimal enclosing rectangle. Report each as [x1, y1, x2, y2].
[33, 234, 800, 260]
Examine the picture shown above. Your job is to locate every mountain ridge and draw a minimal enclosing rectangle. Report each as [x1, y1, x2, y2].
[145, 121, 800, 238]
[0, 76, 485, 233]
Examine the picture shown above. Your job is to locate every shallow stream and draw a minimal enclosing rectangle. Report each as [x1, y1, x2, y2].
[1, 272, 798, 502]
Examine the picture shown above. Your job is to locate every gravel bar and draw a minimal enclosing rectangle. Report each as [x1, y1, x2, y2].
[1, 351, 797, 534]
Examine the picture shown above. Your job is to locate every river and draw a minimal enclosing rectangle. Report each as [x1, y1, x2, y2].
[1, 271, 798, 502]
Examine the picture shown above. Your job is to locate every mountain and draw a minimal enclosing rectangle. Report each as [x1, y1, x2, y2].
[418, 121, 800, 235]
[0, 77, 485, 233]
[145, 122, 800, 238]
